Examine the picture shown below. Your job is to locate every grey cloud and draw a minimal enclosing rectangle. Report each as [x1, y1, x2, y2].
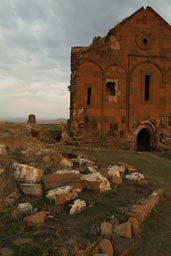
[0, 0, 171, 119]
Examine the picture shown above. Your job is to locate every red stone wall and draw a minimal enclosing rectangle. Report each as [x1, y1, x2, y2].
[70, 7, 171, 149]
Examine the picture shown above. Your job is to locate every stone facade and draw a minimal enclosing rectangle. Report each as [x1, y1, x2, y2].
[69, 7, 171, 150]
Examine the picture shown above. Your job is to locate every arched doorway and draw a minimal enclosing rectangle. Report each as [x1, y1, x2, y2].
[137, 128, 151, 151]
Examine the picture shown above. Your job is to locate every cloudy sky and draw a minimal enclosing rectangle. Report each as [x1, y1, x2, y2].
[0, 0, 171, 120]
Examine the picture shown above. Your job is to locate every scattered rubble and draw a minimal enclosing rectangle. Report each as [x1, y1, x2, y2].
[0, 130, 165, 256]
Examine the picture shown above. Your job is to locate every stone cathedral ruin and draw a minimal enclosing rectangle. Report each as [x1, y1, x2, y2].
[69, 7, 171, 150]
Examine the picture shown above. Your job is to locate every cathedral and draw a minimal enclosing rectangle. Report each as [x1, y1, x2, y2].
[69, 7, 171, 150]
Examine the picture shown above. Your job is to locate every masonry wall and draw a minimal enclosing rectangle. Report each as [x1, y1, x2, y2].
[70, 7, 171, 149]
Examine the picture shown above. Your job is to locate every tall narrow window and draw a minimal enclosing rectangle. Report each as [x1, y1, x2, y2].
[87, 87, 91, 105]
[144, 75, 150, 101]
[106, 82, 116, 96]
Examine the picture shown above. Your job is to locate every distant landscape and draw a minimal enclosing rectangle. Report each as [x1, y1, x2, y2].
[0, 117, 67, 124]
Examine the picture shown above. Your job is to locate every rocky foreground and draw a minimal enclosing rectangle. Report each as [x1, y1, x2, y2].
[0, 123, 163, 256]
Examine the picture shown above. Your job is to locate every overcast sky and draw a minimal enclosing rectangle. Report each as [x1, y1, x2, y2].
[0, 0, 171, 120]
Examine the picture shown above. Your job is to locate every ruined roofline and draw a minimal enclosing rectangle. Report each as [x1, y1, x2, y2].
[106, 6, 171, 37]
[146, 6, 170, 27]
[71, 6, 171, 54]
[71, 36, 106, 53]
[71, 46, 89, 54]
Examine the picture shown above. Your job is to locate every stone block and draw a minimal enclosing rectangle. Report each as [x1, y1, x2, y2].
[42, 170, 80, 189]
[19, 183, 42, 196]
[115, 221, 132, 239]
[100, 221, 113, 239]
[13, 162, 43, 183]
[69, 199, 86, 215]
[23, 211, 47, 228]
[80, 172, 111, 192]
[46, 185, 81, 205]
[99, 239, 113, 256]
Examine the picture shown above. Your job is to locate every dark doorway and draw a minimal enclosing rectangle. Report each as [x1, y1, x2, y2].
[137, 128, 151, 151]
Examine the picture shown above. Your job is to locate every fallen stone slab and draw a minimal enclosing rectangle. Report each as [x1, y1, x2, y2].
[42, 170, 81, 189]
[128, 217, 139, 236]
[99, 239, 113, 256]
[13, 162, 43, 183]
[18, 202, 33, 214]
[59, 158, 73, 168]
[0, 144, 7, 155]
[0, 247, 13, 256]
[100, 222, 113, 239]
[137, 179, 149, 187]
[46, 185, 81, 205]
[72, 157, 95, 166]
[23, 211, 47, 228]
[12, 202, 33, 220]
[87, 166, 98, 173]
[110, 233, 137, 256]
[80, 172, 111, 192]
[36, 148, 51, 156]
[108, 165, 125, 174]
[125, 204, 146, 225]
[125, 189, 164, 229]
[107, 168, 123, 187]
[4, 192, 19, 206]
[19, 183, 43, 196]
[115, 221, 132, 239]
[118, 161, 136, 173]
[125, 172, 144, 182]
[69, 199, 86, 215]
[0, 169, 4, 176]
[13, 238, 33, 246]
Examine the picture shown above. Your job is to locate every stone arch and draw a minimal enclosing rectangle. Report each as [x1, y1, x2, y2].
[76, 61, 103, 106]
[137, 128, 151, 151]
[129, 61, 163, 80]
[135, 122, 156, 151]
[164, 67, 171, 82]
[74, 61, 103, 137]
[162, 68, 171, 116]
[128, 62, 163, 112]
[78, 60, 103, 76]
[105, 64, 127, 77]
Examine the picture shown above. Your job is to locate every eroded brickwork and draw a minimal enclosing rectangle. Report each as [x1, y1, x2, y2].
[69, 7, 171, 150]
